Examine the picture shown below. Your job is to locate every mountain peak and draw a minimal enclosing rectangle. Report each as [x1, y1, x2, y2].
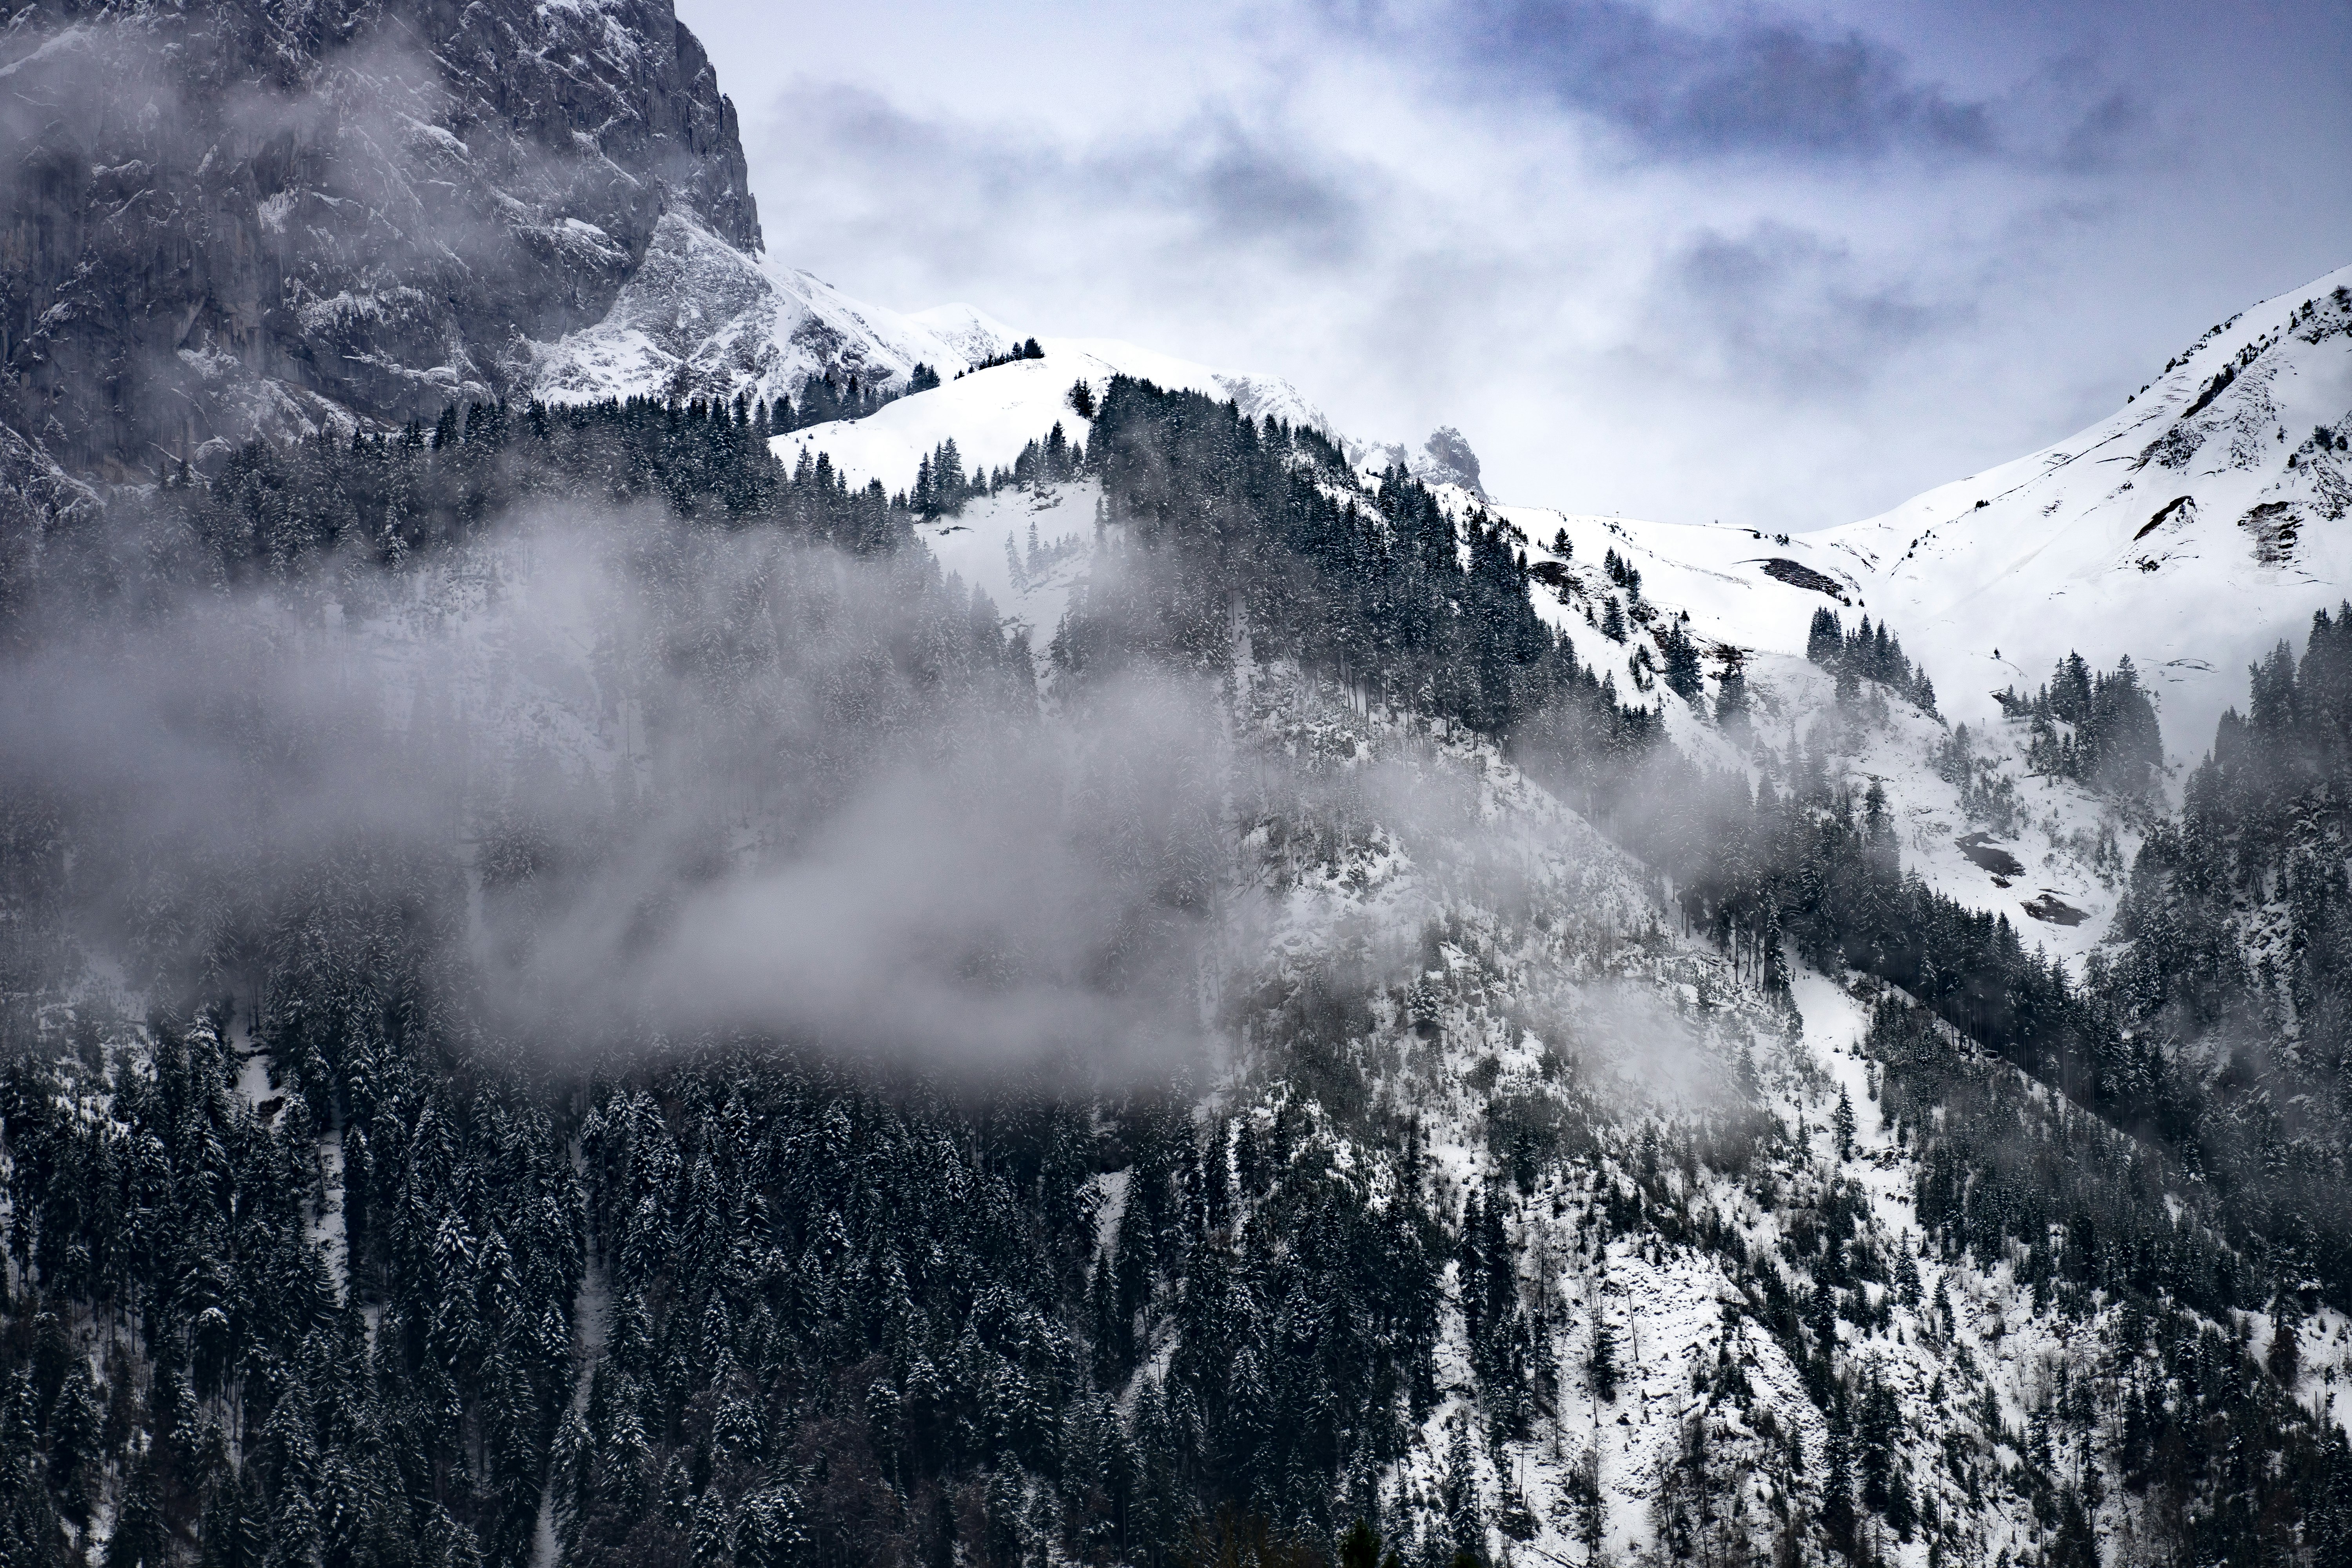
[1355, 425, 1491, 497]
[1814, 259, 2352, 755]
[0, 0, 759, 474]
[1417, 425, 1486, 495]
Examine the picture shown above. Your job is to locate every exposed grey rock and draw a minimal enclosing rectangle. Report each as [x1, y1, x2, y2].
[0, 419, 98, 642]
[1413, 425, 1484, 495]
[0, 0, 759, 478]
[528, 208, 1021, 410]
[1353, 426, 1488, 495]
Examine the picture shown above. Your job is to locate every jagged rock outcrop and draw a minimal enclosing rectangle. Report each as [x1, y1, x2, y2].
[0, 0, 759, 477]
[1357, 425, 1489, 496]
[1414, 424, 1485, 494]
[527, 208, 1020, 410]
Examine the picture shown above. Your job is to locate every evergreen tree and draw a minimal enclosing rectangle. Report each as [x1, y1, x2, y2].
[2271, 1300, 2302, 1388]
[1589, 1313, 1619, 1402]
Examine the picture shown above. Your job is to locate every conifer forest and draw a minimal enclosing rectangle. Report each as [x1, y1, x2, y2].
[4, 5, 2352, 1568]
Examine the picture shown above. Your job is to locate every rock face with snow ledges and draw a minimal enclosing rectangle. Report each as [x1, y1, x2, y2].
[528, 210, 1022, 408]
[0, 0, 758, 475]
[1358, 425, 1491, 496]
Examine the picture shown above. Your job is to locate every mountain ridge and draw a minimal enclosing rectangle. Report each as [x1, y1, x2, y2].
[0, 0, 761, 473]
[7, 6, 2352, 1567]
[1467, 262, 2352, 772]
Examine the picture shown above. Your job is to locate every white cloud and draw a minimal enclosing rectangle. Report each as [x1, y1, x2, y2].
[680, 0, 2352, 533]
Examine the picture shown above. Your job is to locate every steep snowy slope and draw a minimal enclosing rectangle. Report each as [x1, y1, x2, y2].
[1154, 667, 2352, 1568]
[921, 482, 1105, 649]
[1502, 267, 2352, 762]
[1823, 265, 2352, 758]
[529, 211, 1024, 407]
[769, 338, 1336, 491]
[1352, 264, 2347, 967]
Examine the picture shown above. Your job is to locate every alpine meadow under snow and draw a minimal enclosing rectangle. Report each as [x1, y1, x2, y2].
[4, 6, 2352, 1568]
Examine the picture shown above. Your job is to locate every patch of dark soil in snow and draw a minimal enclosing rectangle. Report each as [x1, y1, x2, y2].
[2022, 893, 2088, 926]
[1753, 558, 1848, 601]
[1957, 832, 2025, 878]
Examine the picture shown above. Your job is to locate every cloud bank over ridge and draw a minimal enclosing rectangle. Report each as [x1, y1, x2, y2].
[681, 0, 2352, 532]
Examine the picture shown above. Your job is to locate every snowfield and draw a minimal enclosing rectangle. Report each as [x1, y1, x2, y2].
[769, 337, 1336, 497]
[1464, 265, 2352, 768]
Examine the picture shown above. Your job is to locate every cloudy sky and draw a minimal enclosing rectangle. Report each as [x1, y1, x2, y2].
[678, 0, 2350, 532]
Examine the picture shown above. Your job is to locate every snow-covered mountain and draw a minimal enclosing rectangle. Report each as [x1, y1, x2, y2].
[0, 0, 764, 473]
[769, 334, 1336, 490]
[9, 4, 2352, 1566]
[1360, 264, 2338, 969]
[1827, 265, 2352, 756]
[527, 209, 1026, 408]
[1482, 267, 2352, 760]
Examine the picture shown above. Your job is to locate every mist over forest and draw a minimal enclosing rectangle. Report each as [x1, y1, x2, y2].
[5, 6, 2352, 1568]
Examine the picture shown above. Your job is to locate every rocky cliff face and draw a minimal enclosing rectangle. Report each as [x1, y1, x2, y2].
[0, 0, 759, 477]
